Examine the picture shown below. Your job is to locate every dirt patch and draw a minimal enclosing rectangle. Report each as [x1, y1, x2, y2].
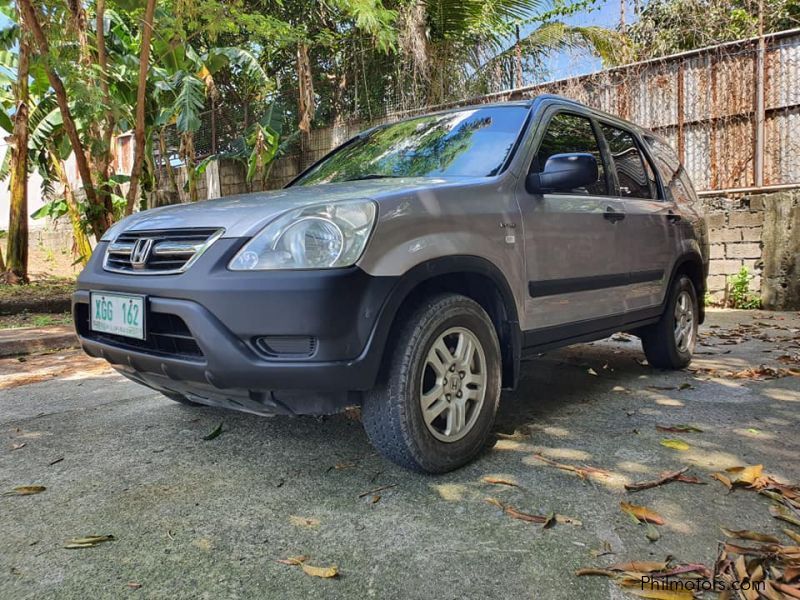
[0, 278, 75, 315]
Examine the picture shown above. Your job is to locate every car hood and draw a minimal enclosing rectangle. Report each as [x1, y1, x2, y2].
[114, 177, 465, 239]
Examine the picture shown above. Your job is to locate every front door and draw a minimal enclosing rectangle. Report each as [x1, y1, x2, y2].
[517, 110, 629, 332]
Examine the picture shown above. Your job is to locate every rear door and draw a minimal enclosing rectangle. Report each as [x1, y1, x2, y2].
[517, 108, 629, 330]
[596, 121, 675, 310]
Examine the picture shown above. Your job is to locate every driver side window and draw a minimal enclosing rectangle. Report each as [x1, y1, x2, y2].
[532, 113, 607, 195]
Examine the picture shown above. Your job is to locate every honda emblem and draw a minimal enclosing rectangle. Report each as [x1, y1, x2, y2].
[130, 238, 154, 268]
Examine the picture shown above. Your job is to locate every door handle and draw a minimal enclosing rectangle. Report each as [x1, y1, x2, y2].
[603, 206, 625, 223]
[667, 210, 682, 223]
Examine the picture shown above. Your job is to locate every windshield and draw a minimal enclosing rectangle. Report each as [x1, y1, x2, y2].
[293, 106, 529, 186]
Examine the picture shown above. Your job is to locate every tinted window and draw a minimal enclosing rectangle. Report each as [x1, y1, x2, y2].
[601, 124, 658, 199]
[532, 113, 607, 195]
[643, 134, 681, 188]
[294, 106, 529, 185]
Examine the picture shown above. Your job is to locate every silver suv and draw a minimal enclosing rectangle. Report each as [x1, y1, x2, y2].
[74, 95, 709, 473]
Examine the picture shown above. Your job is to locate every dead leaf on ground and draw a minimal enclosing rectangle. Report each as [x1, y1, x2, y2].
[712, 464, 764, 490]
[301, 563, 339, 579]
[11, 443, 25, 450]
[64, 535, 115, 549]
[620, 502, 666, 525]
[127, 583, 142, 590]
[771, 505, 800, 528]
[625, 467, 704, 492]
[531, 453, 611, 480]
[481, 475, 519, 488]
[4, 485, 46, 496]
[289, 516, 320, 528]
[203, 422, 224, 441]
[590, 541, 614, 558]
[785, 529, 800, 544]
[486, 498, 581, 527]
[655, 424, 703, 433]
[660, 438, 690, 451]
[721, 528, 781, 543]
[277, 555, 308, 566]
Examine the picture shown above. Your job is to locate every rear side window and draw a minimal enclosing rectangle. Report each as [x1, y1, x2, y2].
[532, 113, 607, 195]
[600, 124, 658, 199]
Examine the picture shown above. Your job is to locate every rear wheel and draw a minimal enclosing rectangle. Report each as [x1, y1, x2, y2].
[362, 293, 502, 473]
[640, 275, 698, 369]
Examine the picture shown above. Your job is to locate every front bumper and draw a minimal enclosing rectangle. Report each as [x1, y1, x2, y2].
[74, 239, 397, 414]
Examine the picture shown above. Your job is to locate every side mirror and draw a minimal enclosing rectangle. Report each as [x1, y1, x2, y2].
[526, 153, 598, 194]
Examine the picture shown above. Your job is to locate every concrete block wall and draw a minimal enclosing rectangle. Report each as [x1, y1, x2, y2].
[702, 190, 800, 310]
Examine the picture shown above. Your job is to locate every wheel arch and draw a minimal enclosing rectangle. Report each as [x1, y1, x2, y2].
[371, 256, 522, 389]
[668, 252, 707, 323]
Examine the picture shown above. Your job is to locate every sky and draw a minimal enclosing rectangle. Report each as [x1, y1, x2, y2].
[525, 0, 625, 82]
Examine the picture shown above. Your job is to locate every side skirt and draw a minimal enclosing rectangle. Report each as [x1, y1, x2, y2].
[521, 306, 663, 355]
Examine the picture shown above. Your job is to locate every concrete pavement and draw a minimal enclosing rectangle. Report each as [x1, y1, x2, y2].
[1, 309, 798, 599]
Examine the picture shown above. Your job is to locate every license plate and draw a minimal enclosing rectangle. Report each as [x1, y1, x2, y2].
[90, 292, 146, 340]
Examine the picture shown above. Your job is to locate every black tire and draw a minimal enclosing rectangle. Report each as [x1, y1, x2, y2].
[640, 275, 698, 369]
[362, 293, 502, 473]
[161, 391, 202, 407]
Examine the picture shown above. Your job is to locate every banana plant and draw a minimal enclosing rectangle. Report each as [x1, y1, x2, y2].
[150, 30, 273, 201]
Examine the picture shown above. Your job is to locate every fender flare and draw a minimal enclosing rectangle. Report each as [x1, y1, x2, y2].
[365, 256, 522, 389]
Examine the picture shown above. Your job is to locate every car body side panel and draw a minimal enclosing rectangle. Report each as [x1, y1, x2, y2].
[356, 179, 528, 327]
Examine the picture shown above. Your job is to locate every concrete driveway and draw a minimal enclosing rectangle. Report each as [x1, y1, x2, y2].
[1, 309, 799, 599]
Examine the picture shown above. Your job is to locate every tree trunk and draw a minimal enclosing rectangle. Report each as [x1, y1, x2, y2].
[95, 0, 116, 215]
[125, 0, 157, 215]
[181, 132, 198, 202]
[48, 147, 92, 266]
[6, 20, 30, 284]
[159, 128, 181, 203]
[296, 42, 315, 133]
[18, 0, 108, 241]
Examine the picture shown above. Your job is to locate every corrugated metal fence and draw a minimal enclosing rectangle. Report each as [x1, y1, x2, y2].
[272, 29, 800, 195]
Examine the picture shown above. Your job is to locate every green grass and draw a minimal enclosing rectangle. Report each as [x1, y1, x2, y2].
[0, 311, 73, 330]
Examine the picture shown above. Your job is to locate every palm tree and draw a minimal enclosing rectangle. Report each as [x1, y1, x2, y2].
[395, 0, 629, 106]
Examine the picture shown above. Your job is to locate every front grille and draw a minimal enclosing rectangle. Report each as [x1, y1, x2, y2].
[104, 228, 223, 274]
[76, 304, 204, 360]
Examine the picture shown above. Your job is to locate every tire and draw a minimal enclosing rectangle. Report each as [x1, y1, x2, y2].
[362, 293, 502, 473]
[161, 391, 202, 407]
[640, 275, 698, 369]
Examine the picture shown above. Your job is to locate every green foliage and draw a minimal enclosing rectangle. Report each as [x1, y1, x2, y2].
[627, 0, 800, 59]
[728, 266, 762, 309]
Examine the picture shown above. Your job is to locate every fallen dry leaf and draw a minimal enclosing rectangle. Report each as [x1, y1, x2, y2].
[721, 528, 781, 543]
[4, 485, 46, 496]
[277, 555, 308, 566]
[620, 502, 666, 525]
[771, 505, 800, 528]
[301, 563, 339, 579]
[531, 454, 611, 480]
[64, 535, 115, 549]
[655, 424, 703, 433]
[660, 438, 690, 451]
[785, 529, 800, 544]
[625, 467, 704, 492]
[481, 476, 519, 488]
[127, 583, 142, 590]
[486, 498, 581, 527]
[712, 472, 733, 490]
[11, 443, 26, 450]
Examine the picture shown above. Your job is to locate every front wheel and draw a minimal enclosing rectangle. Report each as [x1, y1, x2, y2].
[362, 293, 502, 473]
[640, 275, 698, 369]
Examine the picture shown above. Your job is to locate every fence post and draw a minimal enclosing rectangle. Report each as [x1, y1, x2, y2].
[677, 61, 685, 164]
[754, 6, 766, 187]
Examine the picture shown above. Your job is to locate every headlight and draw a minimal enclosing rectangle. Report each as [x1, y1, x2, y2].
[228, 200, 377, 271]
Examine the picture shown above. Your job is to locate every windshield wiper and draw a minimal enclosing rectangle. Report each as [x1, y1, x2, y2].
[342, 174, 401, 181]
